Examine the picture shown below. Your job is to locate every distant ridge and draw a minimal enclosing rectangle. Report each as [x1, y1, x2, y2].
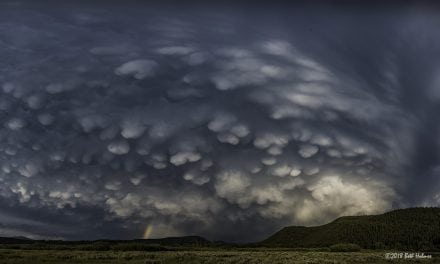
[0, 236, 33, 244]
[261, 207, 440, 250]
[0, 235, 215, 247]
[129, 236, 212, 247]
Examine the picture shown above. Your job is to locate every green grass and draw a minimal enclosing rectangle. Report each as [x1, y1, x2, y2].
[0, 249, 438, 264]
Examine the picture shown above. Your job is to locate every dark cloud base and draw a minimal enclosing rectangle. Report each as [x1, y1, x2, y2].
[0, 1, 439, 242]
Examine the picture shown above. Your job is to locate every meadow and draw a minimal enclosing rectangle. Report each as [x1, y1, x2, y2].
[1, 249, 438, 264]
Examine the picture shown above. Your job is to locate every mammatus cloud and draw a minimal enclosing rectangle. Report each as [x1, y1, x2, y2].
[0, 1, 439, 242]
[114, 60, 158, 80]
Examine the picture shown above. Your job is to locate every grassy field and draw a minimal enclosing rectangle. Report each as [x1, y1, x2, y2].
[1, 249, 439, 264]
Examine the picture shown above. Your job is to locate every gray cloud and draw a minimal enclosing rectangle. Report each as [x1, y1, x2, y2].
[0, 1, 439, 242]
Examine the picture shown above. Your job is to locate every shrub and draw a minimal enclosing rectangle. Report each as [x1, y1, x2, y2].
[329, 243, 361, 252]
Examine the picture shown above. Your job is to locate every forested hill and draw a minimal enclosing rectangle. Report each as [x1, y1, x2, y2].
[261, 207, 440, 250]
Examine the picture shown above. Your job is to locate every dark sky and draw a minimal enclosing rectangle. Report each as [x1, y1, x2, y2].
[0, 0, 440, 242]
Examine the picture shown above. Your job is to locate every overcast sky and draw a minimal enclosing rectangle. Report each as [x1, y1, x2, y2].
[0, 1, 440, 242]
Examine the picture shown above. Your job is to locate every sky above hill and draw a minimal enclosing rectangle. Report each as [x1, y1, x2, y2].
[0, 0, 440, 242]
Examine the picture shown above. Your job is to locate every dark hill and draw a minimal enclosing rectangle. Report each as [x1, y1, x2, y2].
[261, 207, 440, 250]
[0, 237, 33, 244]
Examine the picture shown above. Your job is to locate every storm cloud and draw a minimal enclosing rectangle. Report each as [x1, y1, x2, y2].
[0, 1, 440, 242]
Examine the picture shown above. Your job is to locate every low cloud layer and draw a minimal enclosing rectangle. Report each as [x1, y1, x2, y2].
[0, 1, 439, 242]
